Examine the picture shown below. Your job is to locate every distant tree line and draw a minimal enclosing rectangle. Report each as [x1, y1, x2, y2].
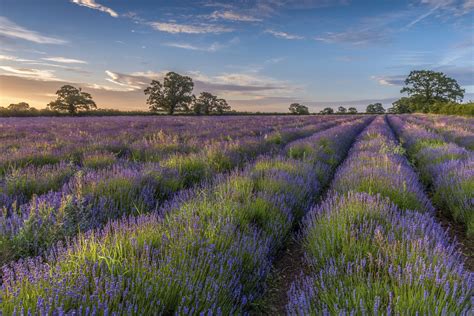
[288, 103, 388, 115]
[1, 72, 233, 116]
[3, 69, 472, 117]
[290, 70, 472, 116]
[288, 104, 361, 115]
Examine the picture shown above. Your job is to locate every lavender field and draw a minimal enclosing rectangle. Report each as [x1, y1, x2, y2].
[0, 114, 472, 315]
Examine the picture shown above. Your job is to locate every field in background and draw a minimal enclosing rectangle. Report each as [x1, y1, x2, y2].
[0, 114, 472, 314]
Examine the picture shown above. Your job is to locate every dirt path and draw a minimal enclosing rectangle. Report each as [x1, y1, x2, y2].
[251, 232, 306, 315]
[435, 211, 474, 271]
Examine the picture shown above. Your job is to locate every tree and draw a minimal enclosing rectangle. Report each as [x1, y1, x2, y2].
[389, 97, 414, 114]
[8, 102, 30, 111]
[401, 70, 464, 106]
[48, 85, 97, 114]
[366, 103, 385, 114]
[319, 107, 334, 115]
[144, 72, 194, 114]
[192, 92, 231, 115]
[337, 106, 347, 114]
[214, 98, 231, 114]
[289, 103, 309, 115]
[348, 107, 358, 114]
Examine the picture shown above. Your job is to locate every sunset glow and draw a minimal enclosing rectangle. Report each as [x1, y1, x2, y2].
[1, 0, 473, 112]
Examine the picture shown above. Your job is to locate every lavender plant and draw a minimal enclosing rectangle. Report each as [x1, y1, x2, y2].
[1, 117, 351, 264]
[1, 118, 370, 314]
[287, 117, 472, 315]
[388, 115, 474, 236]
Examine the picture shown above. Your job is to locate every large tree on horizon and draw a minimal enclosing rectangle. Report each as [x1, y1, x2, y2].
[401, 70, 464, 104]
[48, 85, 96, 114]
[144, 72, 194, 114]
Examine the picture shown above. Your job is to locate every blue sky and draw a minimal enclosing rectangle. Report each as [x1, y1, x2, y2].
[0, 0, 473, 112]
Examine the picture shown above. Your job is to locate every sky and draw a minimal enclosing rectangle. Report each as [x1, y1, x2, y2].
[0, 0, 473, 112]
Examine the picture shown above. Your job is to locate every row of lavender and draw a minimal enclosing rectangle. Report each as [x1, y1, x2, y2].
[403, 114, 474, 150]
[388, 115, 474, 237]
[0, 116, 353, 265]
[0, 116, 325, 175]
[1, 118, 371, 314]
[287, 117, 472, 314]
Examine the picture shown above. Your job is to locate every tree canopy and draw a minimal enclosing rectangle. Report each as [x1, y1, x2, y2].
[47, 85, 97, 114]
[289, 103, 310, 115]
[193, 92, 231, 115]
[366, 103, 385, 114]
[8, 102, 30, 111]
[347, 107, 358, 114]
[390, 70, 466, 114]
[144, 72, 194, 114]
[401, 70, 464, 105]
[388, 97, 415, 114]
[319, 107, 334, 115]
[337, 106, 347, 114]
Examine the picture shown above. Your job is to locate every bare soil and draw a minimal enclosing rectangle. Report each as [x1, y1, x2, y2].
[250, 231, 307, 315]
[435, 211, 474, 271]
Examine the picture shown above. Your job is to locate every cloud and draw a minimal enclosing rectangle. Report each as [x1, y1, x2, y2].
[102, 69, 294, 97]
[0, 16, 66, 44]
[42, 57, 88, 64]
[71, 0, 118, 17]
[463, 0, 474, 12]
[412, 0, 474, 21]
[0, 66, 61, 81]
[265, 57, 285, 64]
[371, 75, 406, 86]
[163, 42, 224, 52]
[405, 5, 440, 28]
[149, 21, 233, 34]
[315, 28, 388, 45]
[265, 29, 304, 40]
[209, 10, 262, 22]
[104, 70, 153, 91]
[0, 54, 34, 62]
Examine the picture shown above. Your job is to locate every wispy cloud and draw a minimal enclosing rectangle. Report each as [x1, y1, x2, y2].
[104, 70, 160, 91]
[0, 54, 34, 62]
[315, 29, 388, 45]
[371, 75, 405, 86]
[163, 42, 224, 52]
[463, 0, 474, 12]
[0, 16, 66, 44]
[42, 56, 87, 64]
[408, 0, 474, 26]
[406, 3, 443, 28]
[265, 29, 304, 40]
[149, 21, 233, 34]
[209, 10, 262, 22]
[164, 37, 239, 52]
[71, 0, 118, 17]
[102, 69, 295, 98]
[0, 66, 61, 81]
